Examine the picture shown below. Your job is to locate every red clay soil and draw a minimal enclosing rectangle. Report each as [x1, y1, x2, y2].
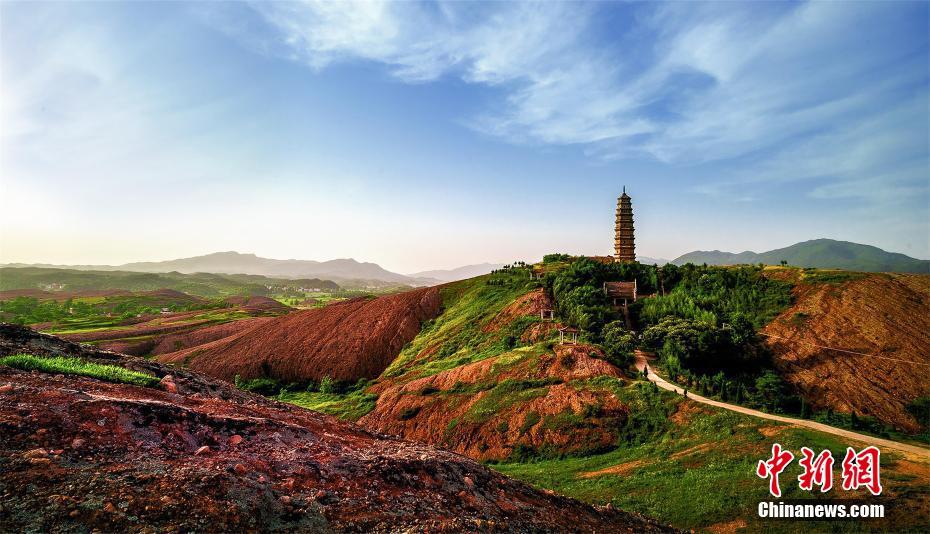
[362, 344, 628, 461]
[482, 288, 553, 333]
[224, 295, 292, 314]
[98, 317, 276, 357]
[0, 324, 673, 533]
[763, 273, 930, 432]
[160, 287, 442, 384]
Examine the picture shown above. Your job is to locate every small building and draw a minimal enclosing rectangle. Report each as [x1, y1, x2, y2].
[604, 280, 637, 307]
[160, 307, 171, 314]
[558, 326, 579, 345]
[540, 309, 554, 322]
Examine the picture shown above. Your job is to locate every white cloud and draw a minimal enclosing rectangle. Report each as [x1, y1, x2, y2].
[238, 0, 928, 188]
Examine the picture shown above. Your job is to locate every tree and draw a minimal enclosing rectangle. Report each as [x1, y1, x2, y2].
[601, 320, 636, 369]
[754, 371, 789, 412]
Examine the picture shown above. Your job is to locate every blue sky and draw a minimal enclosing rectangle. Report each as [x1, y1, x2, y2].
[1, 1, 927, 273]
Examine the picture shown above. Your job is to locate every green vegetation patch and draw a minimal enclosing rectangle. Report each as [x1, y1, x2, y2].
[464, 377, 560, 424]
[801, 270, 870, 285]
[0, 354, 159, 387]
[384, 272, 542, 380]
[494, 393, 922, 532]
[278, 388, 378, 421]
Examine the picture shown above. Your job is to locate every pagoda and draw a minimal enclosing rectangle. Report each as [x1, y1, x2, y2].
[614, 187, 635, 262]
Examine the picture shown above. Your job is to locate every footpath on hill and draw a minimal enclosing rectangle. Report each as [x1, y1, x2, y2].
[633, 352, 930, 460]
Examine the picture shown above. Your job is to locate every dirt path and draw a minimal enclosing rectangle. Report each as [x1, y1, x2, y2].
[633, 352, 930, 460]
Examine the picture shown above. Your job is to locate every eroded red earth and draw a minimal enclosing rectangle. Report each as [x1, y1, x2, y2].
[0, 324, 672, 532]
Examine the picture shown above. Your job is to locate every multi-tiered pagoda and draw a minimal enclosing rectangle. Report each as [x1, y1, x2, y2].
[614, 187, 635, 262]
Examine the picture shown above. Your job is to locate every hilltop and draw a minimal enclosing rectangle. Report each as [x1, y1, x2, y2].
[672, 238, 929, 273]
[0, 323, 670, 533]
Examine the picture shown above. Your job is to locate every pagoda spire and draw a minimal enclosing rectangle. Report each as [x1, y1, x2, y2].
[614, 188, 635, 262]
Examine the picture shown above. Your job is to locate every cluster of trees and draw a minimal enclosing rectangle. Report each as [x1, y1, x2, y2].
[639, 264, 792, 328]
[542, 253, 572, 264]
[540, 257, 803, 414]
[545, 257, 660, 332]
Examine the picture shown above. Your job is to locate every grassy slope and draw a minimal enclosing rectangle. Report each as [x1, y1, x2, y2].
[283, 270, 547, 420]
[495, 389, 930, 532]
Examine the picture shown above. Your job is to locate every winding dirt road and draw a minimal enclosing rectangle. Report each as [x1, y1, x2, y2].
[634, 352, 930, 460]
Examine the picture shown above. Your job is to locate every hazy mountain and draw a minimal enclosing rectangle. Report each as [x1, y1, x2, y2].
[672, 239, 929, 273]
[636, 256, 669, 266]
[6, 252, 437, 287]
[408, 263, 504, 282]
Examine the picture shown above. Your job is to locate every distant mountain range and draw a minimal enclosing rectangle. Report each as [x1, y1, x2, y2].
[408, 263, 504, 282]
[672, 239, 929, 273]
[4, 252, 440, 288]
[636, 256, 669, 266]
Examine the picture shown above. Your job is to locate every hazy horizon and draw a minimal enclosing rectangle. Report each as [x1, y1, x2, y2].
[2, 1, 928, 273]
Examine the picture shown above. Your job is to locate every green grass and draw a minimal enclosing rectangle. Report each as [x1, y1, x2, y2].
[493, 395, 928, 532]
[383, 273, 543, 380]
[801, 270, 871, 285]
[0, 354, 159, 387]
[278, 389, 379, 421]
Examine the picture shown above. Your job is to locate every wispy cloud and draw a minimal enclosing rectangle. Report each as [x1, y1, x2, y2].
[235, 0, 928, 201]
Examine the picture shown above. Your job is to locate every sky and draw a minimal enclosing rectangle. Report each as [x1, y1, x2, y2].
[1, 0, 927, 274]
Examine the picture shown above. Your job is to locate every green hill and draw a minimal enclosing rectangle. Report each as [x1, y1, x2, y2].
[672, 238, 928, 273]
[0, 266, 338, 297]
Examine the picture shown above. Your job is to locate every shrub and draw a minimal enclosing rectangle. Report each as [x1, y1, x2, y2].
[237, 377, 281, 396]
[398, 406, 420, 420]
[319, 375, 336, 394]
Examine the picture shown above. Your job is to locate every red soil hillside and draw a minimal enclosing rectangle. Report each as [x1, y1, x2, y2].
[763, 272, 930, 432]
[159, 287, 442, 383]
[223, 295, 292, 314]
[362, 343, 628, 461]
[0, 324, 671, 532]
[101, 316, 276, 357]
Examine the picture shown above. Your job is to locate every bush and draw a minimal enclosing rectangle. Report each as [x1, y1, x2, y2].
[319, 375, 336, 394]
[236, 377, 282, 396]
